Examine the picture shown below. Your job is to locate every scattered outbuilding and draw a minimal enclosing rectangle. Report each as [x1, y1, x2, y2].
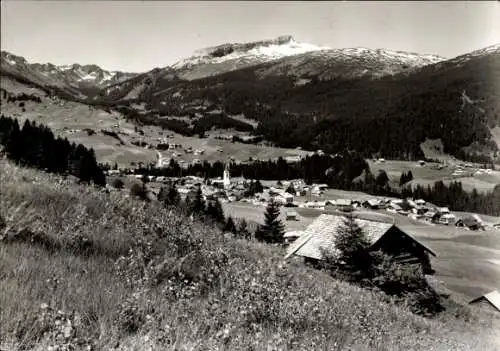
[455, 215, 483, 231]
[437, 213, 457, 225]
[469, 290, 500, 313]
[336, 199, 353, 212]
[285, 210, 298, 221]
[363, 199, 381, 210]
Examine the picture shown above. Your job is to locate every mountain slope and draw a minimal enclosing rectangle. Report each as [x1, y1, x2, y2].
[2, 159, 499, 350]
[2, 40, 498, 162]
[0, 51, 137, 99]
[113, 43, 499, 160]
[172, 36, 444, 81]
[96, 36, 444, 102]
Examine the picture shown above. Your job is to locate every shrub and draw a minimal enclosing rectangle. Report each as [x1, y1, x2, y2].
[111, 178, 125, 189]
[237, 219, 251, 240]
[371, 251, 443, 316]
[130, 183, 148, 201]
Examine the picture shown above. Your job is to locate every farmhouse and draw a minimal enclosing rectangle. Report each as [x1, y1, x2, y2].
[284, 214, 436, 273]
[415, 199, 427, 206]
[286, 210, 298, 221]
[285, 155, 302, 163]
[363, 199, 381, 210]
[276, 193, 294, 205]
[335, 199, 353, 212]
[469, 290, 500, 313]
[455, 215, 483, 231]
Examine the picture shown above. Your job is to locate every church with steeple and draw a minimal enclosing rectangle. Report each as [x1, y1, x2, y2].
[223, 162, 231, 190]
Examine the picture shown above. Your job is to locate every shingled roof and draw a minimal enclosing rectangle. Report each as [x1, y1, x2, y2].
[469, 290, 500, 312]
[284, 214, 393, 260]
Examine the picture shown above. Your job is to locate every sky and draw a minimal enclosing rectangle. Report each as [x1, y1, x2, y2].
[1, 1, 499, 72]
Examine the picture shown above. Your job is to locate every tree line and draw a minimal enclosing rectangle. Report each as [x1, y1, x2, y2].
[134, 152, 369, 189]
[1, 88, 42, 103]
[0, 115, 105, 186]
[401, 181, 500, 216]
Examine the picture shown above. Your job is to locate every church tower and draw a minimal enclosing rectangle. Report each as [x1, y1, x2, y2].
[223, 162, 231, 190]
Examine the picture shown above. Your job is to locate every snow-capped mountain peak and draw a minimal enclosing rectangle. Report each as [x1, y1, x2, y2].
[169, 37, 446, 81]
[1, 51, 137, 94]
[172, 36, 330, 69]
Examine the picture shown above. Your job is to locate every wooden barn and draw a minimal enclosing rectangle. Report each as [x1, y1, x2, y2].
[284, 214, 436, 273]
[469, 290, 500, 313]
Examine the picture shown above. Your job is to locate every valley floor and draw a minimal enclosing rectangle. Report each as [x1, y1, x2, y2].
[222, 187, 500, 305]
[1, 160, 500, 350]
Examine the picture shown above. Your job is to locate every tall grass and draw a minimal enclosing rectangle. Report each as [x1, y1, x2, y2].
[1, 159, 499, 350]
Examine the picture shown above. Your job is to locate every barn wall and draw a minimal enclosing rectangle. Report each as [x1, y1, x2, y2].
[371, 227, 434, 274]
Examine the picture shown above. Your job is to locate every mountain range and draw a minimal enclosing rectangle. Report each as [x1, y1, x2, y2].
[1, 51, 137, 99]
[1, 36, 499, 161]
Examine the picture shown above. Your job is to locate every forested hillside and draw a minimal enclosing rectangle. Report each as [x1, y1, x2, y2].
[99, 47, 500, 160]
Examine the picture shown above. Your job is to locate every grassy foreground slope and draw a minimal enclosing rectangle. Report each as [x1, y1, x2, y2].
[1, 160, 499, 350]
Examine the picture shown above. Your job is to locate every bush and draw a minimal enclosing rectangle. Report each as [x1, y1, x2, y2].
[371, 251, 443, 316]
[237, 219, 251, 240]
[130, 183, 148, 201]
[111, 178, 125, 189]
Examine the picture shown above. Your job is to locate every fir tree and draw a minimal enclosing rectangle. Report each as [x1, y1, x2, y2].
[167, 183, 181, 206]
[333, 214, 372, 280]
[399, 172, 407, 186]
[189, 186, 205, 216]
[285, 183, 295, 195]
[130, 182, 149, 201]
[207, 198, 225, 224]
[237, 219, 251, 240]
[407, 170, 413, 182]
[375, 170, 389, 188]
[256, 198, 285, 244]
[254, 180, 264, 193]
[224, 216, 237, 233]
[157, 186, 169, 203]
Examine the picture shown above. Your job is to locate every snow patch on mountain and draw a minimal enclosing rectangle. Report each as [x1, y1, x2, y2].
[245, 38, 328, 59]
[172, 36, 329, 69]
[1, 51, 137, 91]
[171, 36, 445, 81]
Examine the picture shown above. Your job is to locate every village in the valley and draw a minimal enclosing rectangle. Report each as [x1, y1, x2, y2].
[2, 2, 500, 348]
[101, 153, 500, 312]
[106, 150, 500, 233]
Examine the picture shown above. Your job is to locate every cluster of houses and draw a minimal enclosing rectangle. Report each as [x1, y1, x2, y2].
[104, 165, 499, 233]
[294, 196, 488, 231]
[452, 163, 495, 177]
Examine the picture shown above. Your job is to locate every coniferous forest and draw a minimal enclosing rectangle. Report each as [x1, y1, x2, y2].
[0, 115, 106, 186]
